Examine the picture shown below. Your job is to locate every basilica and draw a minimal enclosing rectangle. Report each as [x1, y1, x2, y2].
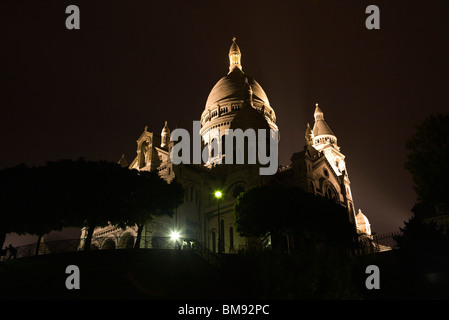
[81, 38, 372, 252]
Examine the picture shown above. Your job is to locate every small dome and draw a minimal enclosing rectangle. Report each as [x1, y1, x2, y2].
[356, 209, 371, 235]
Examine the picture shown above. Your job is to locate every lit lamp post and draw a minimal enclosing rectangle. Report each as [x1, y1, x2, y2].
[171, 207, 180, 250]
[170, 230, 180, 250]
[214, 190, 223, 254]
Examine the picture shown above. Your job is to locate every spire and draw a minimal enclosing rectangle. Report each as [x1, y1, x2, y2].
[314, 103, 324, 121]
[229, 37, 242, 73]
[312, 103, 336, 138]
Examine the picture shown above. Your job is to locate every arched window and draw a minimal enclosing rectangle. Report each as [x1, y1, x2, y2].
[326, 187, 338, 202]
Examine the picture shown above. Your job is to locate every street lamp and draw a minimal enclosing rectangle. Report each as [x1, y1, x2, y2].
[170, 230, 180, 250]
[214, 190, 223, 254]
[170, 231, 180, 241]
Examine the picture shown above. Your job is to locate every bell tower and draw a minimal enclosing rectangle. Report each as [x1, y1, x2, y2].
[308, 103, 357, 225]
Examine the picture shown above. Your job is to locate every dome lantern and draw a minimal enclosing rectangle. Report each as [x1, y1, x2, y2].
[229, 37, 242, 73]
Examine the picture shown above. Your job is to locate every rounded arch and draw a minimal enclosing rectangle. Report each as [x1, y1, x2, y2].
[225, 180, 248, 199]
[118, 232, 135, 249]
[323, 181, 339, 202]
[101, 238, 116, 250]
[309, 181, 315, 194]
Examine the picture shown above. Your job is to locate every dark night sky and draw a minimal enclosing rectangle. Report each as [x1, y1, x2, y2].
[2, 0, 449, 244]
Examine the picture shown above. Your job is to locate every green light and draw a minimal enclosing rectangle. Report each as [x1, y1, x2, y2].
[214, 191, 222, 199]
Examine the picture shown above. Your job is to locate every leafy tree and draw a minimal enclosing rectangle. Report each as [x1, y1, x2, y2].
[63, 159, 137, 251]
[0, 164, 67, 251]
[234, 183, 358, 255]
[394, 216, 449, 257]
[290, 192, 359, 255]
[232, 183, 362, 298]
[0, 159, 184, 252]
[0, 164, 33, 250]
[405, 113, 449, 212]
[123, 171, 184, 249]
[234, 182, 293, 250]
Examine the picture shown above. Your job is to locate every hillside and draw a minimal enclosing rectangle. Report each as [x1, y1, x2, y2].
[0, 249, 222, 299]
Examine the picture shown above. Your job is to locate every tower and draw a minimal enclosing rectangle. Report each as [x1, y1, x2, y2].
[306, 103, 357, 225]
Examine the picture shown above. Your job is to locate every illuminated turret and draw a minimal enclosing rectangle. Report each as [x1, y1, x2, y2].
[312, 103, 338, 148]
[228, 37, 242, 73]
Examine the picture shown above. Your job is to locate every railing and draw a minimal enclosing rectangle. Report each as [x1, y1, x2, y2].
[193, 243, 224, 267]
[1, 232, 403, 262]
[0, 235, 183, 261]
[1, 238, 82, 261]
[372, 232, 401, 252]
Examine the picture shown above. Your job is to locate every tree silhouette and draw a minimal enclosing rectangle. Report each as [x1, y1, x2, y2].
[123, 171, 184, 249]
[0, 164, 68, 251]
[0, 159, 184, 252]
[234, 182, 293, 251]
[405, 113, 449, 212]
[234, 183, 358, 255]
[231, 183, 361, 298]
[64, 159, 137, 251]
[394, 215, 449, 257]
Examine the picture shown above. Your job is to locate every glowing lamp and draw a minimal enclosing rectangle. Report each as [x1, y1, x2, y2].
[170, 231, 180, 241]
[214, 190, 223, 199]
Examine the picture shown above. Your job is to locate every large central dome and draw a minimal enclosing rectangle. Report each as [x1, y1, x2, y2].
[200, 38, 277, 133]
[205, 68, 271, 111]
